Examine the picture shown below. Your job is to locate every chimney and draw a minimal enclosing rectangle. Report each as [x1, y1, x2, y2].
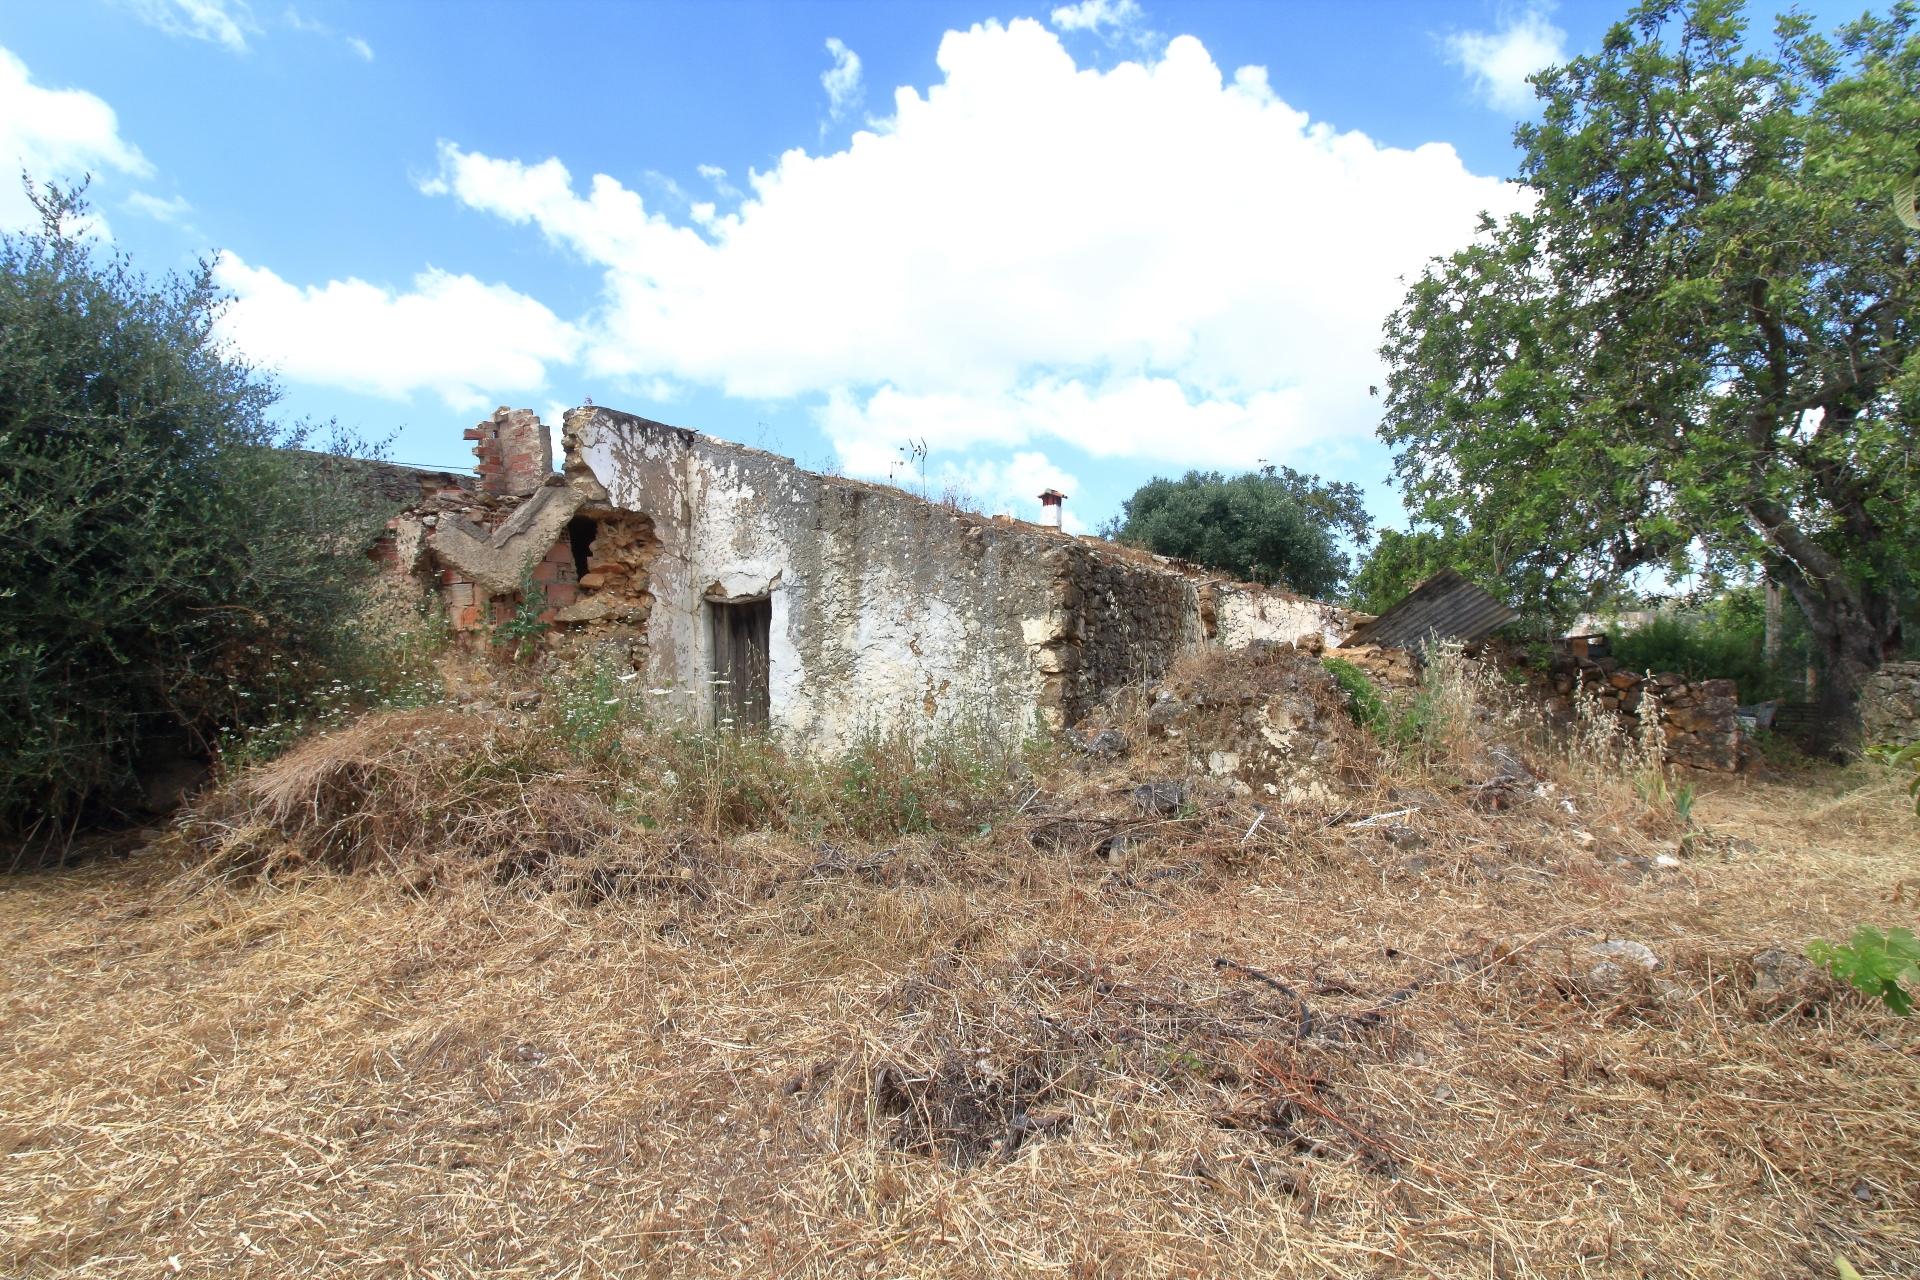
[1037, 488, 1067, 529]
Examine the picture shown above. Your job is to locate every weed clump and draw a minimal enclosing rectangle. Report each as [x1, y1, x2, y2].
[180, 658, 1025, 887]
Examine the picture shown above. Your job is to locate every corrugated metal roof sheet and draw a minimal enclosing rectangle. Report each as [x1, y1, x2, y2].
[1340, 568, 1519, 650]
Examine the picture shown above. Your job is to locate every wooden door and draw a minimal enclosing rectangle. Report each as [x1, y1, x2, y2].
[709, 598, 771, 729]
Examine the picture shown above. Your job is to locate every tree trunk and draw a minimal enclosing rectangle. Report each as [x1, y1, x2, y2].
[1778, 570, 1889, 759]
[1750, 501, 1895, 759]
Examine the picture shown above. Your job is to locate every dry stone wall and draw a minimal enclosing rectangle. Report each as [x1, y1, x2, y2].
[1548, 655, 1742, 772]
[1861, 661, 1920, 746]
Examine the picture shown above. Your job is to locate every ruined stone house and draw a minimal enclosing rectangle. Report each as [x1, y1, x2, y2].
[375, 406, 1353, 747]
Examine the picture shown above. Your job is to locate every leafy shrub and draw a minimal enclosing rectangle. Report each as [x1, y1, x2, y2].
[1106, 467, 1367, 596]
[1807, 926, 1920, 1016]
[0, 183, 393, 833]
[1865, 742, 1920, 815]
[1609, 591, 1810, 702]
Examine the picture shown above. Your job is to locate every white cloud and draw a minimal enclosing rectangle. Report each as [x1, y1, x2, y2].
[696, 163, 741, 201]
[126, 190, 193, 225]
[930, 450, 1087, 530]
[282, 7, 372, 60]
[422, 20, 1523, 479]
[821, 37, 863, 119]
[121, 0, 257, 53]
[212, 252, 584, 411]
[1443, 6, 1567, 113]
[0, 48, 152, 231]
[1049, 0, 1145, 35]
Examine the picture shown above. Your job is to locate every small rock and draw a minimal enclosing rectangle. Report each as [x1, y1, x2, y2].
[1205, 750, 1241, 777]
[1749, 946, 1816, 999]
[1082, 729, 1130, 758]
[1586, 939, 1659, 992]
[1588, 939, 1659, 969]
[507, 690, 543, 710]
[1145, 697, 1188, 736]
[1131, 781, 1189, 817]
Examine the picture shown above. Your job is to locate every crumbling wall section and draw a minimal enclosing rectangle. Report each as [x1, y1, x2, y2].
[466, 406, 552, 497]
[1550, 658, 1742, 772]
[370, 403, 1363, 745]
[566, 407, 1241, 744]
[1861, 661, 1920, 746]
[1033, 546, 1205, 726]
[1207, 582, 1351, 651]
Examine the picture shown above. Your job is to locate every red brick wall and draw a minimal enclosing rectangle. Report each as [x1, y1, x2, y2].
[464, 407, 553, 497]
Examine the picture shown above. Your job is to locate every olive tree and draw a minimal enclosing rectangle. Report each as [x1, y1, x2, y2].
[0, 182, 391, 834]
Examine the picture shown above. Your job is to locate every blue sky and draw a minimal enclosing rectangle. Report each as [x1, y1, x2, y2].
[0, 0, 1860, 535]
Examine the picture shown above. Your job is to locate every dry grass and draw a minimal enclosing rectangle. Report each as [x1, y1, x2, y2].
[3, 651, 1917, 1278]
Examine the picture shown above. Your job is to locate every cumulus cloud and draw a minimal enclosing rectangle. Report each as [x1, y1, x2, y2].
[212, 252, 583, 411]
[1049, 0, 1145, 35]
[821, 37, 863, 119]
[421, 20, 1522, 480]
[0, 47, 152, 231]
[121, 0, 257, 52]
[1444, 6, 1567, 113]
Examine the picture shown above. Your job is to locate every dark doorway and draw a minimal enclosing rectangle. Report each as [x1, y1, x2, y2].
[566, 516, 598, 579]
[708, 597, 771, 729]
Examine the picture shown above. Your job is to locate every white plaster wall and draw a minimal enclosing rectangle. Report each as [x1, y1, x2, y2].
[573, 410, 1051, 750]
[1213, 585, 1352, 651]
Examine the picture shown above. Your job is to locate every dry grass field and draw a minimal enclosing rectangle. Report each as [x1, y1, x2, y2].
[3, 649, 1917, 1278]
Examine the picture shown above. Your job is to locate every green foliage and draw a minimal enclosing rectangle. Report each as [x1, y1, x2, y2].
[213, 603, 449, 773]
[1323, 657, 1391, 736]
[1107, 466, 1369, 597]
[1609, 590, 1811, 701]
[1807, 925, 1920, 1015]
[1347, 528, 1456, 615]
[1322, 653, 1460, 753]
[490, 566, 549, 664]
[1377, 0, 1920, 741]
[0, 182, 395, 831]
[1865, 741, 1920, 814]
[544, 652, 645, 762]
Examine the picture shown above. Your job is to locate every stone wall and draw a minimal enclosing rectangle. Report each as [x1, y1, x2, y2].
[1861, 661, 1920, 746]
[567, 406, 1241, 744]
[1549, 656, 1742, 771]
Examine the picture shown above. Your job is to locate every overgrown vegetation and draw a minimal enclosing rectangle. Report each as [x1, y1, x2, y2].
[1865, 740, 1920, 814]
[0, 182, 393, 837]
[182, 656, 1026, 884]
[1105, 465, 1369, 596]
[1606, 585, 1818, 701]
[10, 624, 1917, 1277]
